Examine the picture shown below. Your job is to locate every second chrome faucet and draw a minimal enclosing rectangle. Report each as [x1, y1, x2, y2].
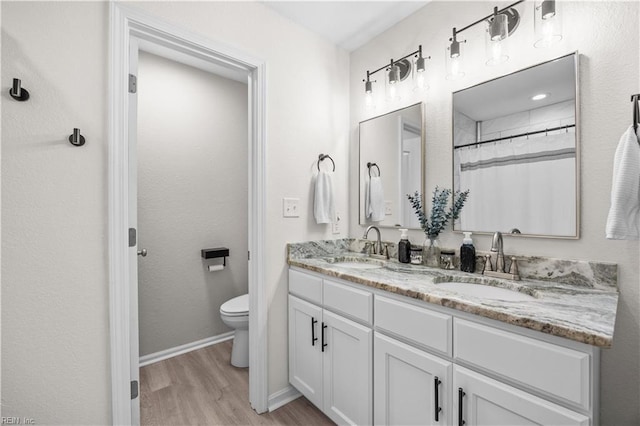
[483, 231, 520, 280]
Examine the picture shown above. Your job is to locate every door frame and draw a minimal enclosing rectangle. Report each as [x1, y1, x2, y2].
[108, 3, 268, 424]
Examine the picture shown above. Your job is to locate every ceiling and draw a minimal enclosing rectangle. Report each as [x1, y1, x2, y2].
[263, 1, 430, 51]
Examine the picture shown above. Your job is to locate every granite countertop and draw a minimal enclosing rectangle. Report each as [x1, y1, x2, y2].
[287, 239, 619, 348]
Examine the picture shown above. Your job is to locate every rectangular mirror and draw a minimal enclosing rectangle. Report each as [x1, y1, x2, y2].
[453, 53, 579, 238]
[359, 103, 424, 229]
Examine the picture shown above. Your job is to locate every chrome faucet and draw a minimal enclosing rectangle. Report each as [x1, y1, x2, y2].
[483, 231, 520, 280]
[363, 225, 384, 256]
[490, 231, 505, 273]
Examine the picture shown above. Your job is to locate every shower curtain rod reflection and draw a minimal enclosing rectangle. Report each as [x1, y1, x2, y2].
[455, 124, 576, 149]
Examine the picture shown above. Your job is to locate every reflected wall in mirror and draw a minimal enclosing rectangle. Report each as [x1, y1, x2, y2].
[359, 103, 424, 229]
[453, 53, 579, 238]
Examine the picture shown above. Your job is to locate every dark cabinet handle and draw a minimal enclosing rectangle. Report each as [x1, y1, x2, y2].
[458, 387, 466, 426]
[321, 322, 328, 352]
[434, 377, 442, 422]
[311, 317, 318, 346]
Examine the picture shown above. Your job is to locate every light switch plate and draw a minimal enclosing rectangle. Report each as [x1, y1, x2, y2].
[283, 197, 300, 217]
[385, 201, 392, 215]
[332, 212, 340, 234]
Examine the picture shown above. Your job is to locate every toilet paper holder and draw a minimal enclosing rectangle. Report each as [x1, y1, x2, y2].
[201, 247, 229, 266]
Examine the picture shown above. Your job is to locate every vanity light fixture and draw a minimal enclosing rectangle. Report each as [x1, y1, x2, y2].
[534, 0, 563, 48]
[363, 45, 430, 107]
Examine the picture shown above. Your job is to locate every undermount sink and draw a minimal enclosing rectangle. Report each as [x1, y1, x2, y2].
[437, 282, 536, 302]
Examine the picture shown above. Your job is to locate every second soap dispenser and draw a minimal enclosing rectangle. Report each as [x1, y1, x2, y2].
[460, 232, 476, 273]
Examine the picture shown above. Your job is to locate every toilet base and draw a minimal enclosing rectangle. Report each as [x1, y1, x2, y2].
[230, 328, 249, 368]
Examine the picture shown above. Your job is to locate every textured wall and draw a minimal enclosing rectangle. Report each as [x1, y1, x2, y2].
[137, 52, 248, 356]
[349, 2, 639, 424]
[1, 1, 349, 423]
[1, 2, 110, 423]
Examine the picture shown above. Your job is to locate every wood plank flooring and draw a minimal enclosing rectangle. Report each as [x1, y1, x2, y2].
[140, 340, 334, 425]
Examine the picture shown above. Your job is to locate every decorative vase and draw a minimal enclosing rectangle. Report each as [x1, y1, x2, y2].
[423, 235, 441, 268]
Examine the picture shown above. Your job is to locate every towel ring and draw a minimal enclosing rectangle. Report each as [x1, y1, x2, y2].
[317, 154, 335, 172]
[367, 162, 381, 177]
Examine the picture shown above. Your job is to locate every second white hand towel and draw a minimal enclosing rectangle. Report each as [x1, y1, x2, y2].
[606, 125, 640, 239]
[367, 176, 385, 222]
[314, 170, 336, 224]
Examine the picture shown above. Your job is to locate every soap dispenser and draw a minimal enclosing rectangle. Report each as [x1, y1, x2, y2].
[398, 228, 411, 264]
[460, 232, 476, 273]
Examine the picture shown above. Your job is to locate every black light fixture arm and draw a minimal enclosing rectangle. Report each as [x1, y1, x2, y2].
[366, 45, 425, 80]
[454, 0, 525, 36]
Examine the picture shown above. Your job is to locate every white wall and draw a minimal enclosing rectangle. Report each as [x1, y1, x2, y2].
[137, 52, 248, 356]
[1, 1, 349, 423]
[349, 2, 639, 424]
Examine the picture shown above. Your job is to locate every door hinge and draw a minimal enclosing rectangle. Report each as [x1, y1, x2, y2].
[248, 251, 250, 261]
[131, 380, 139, 400]
[129, 228, 137, 247]
[128, 74, 137, 94]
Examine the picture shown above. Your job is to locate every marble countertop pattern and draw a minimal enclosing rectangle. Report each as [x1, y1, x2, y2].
[287, 239, 619, 348]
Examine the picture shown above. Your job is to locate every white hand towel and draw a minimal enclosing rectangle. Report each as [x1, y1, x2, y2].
[606, 125, 640, 239]
[314, 170, 336, 224]
[367, 176, 385, 222]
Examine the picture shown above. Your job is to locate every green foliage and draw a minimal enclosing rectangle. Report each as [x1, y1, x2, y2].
[407, 187, 470, 238]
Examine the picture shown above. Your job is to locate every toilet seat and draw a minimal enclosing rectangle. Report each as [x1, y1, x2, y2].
[220, 294, 249, 317]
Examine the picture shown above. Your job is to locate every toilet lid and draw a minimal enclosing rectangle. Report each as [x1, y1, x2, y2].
[220, 294, 249, 315]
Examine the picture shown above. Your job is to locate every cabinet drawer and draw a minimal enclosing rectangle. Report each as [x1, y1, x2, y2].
[323, 279, 373, 325]
[454, 319, 590, 410]
[375, 296, 452, 356]
[289, 269, 322, 305]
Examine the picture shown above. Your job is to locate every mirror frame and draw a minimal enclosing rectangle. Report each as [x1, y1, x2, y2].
[359, 102, 425, 230]
[451, 52, 580, 239]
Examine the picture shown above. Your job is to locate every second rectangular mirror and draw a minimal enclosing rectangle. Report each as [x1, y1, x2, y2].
[359, 103, 424, 229]
[453, 53, 579, 238]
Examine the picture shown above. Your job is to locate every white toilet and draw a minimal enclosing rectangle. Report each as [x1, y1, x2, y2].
[220, 293, 249, 368]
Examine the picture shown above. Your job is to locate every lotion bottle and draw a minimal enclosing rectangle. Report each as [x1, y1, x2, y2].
[398, 228, 411, 263]
[460, 232, 476, 273]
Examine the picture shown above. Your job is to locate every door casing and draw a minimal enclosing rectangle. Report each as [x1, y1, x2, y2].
[108, 3, 268, 424]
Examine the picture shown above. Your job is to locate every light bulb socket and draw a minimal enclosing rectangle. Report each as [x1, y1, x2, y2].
[450, 39, 460, 58]
[489, 9, 508, 41]
[388, 65, 399, 84]
[365, 80, 372, 93]
[541, 0, 556, 19]
[416, 56, 426, 72]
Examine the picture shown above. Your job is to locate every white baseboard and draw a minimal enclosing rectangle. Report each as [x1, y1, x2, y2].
[268, 385, 302, 412]
[139, 331, 235, 367]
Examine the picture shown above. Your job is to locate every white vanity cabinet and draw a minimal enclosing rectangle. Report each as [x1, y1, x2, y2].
[288, 268, 598, 426]
[288, 269, 373, 426]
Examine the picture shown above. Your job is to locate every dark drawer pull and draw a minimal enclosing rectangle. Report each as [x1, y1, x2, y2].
[458, 387, 466, 426]
[321, 322, 328, 352]
[311, 317, 318, 346]
[434, 376, 442, 422]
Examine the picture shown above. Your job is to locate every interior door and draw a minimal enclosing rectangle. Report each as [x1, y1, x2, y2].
[128, 36, 141, 425]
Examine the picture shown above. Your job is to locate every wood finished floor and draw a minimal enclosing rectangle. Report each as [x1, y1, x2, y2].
[140, 340, 333, 425]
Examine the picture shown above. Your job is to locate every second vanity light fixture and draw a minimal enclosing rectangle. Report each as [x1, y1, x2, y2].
[446, 0, 563, 78]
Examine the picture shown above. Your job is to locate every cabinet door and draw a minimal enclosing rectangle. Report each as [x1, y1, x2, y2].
[322, 310, 373, 425]
[453, 366, 589, 426]
[289, 295, 323, 408]
[374, 333, 452, 426]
